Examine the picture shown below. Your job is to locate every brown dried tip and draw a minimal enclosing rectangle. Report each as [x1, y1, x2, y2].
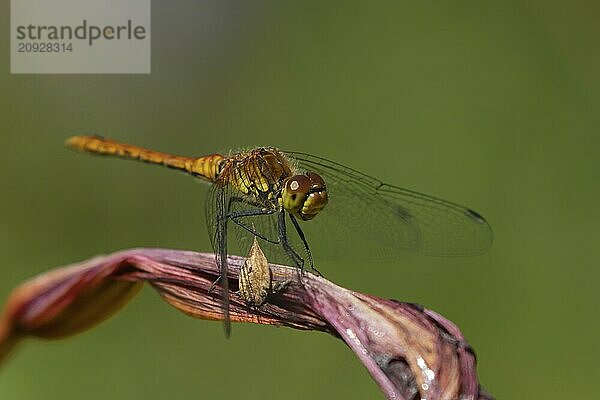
[0, 249, 492, 400]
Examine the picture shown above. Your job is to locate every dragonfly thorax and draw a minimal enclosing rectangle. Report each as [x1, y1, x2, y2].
[218, 148, 291, 206]
[217, 148, 328, 220]
[282, 172, 328, 221]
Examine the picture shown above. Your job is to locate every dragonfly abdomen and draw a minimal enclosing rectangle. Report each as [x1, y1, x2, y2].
[189, 154, 224, 181]
[66, 135, 224, 182]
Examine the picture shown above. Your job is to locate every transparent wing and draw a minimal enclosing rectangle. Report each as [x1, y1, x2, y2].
[205, 185, 221, 261]
[204, 183, 232, 335]
[286, 151, 493, 257]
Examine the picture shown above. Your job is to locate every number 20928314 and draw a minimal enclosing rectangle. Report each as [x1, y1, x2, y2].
[17, 42, 73, 53]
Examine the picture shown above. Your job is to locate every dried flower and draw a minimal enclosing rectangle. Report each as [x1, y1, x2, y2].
[0, 248, 492, 400]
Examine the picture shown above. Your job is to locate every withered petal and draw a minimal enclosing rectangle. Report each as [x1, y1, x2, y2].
[0, 248, 491, 400]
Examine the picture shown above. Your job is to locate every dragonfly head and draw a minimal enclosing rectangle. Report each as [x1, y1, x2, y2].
[282, 172, 328, 221]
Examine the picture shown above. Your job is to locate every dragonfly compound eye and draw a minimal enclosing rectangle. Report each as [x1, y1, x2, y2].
[282, 173, 328, 221]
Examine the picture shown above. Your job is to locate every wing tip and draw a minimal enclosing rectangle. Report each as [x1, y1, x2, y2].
[464, 208, 494, 255]
[464, 208, 487, 224]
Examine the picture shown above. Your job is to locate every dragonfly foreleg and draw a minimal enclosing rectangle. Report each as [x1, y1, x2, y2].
[288, 214, 321, 276]
[277, 211, 306, 275]
[227, 208, 280, 245]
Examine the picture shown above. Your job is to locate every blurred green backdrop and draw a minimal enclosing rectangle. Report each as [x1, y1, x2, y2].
[1, 1, 598, 399]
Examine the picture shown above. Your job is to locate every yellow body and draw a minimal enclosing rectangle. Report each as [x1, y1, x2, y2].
[66, 135, 224, 182]
[66, 136, 328, 220]
[66, 135, 329, 228]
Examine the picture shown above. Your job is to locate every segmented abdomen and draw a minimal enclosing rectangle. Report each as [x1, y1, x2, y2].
[66, 135, 224, 182]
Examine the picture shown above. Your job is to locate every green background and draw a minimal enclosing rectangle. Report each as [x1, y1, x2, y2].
[1, 1, 598, 399]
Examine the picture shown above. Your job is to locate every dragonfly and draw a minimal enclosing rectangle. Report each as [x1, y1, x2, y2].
[66, 135, 493, 335]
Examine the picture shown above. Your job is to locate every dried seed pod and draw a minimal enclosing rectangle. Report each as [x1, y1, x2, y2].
[239, 237, 272, 306]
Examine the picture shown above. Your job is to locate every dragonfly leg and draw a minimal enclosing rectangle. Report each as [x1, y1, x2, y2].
[227, 208, 280, 244]
[208, 275, 221, 293]
[288, 214, 321, 276]
[277, 211, 306, 277]
[226, 195, 271, 214]
[226, 197, 310, 280]
[225, 196, 280, 244]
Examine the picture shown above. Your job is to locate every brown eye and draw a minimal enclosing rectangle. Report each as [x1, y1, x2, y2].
[282, 175, 312, 215]
[282, 172, 328, 220]
[306, 172, 325, 190]
[286, 174, 312, 195]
